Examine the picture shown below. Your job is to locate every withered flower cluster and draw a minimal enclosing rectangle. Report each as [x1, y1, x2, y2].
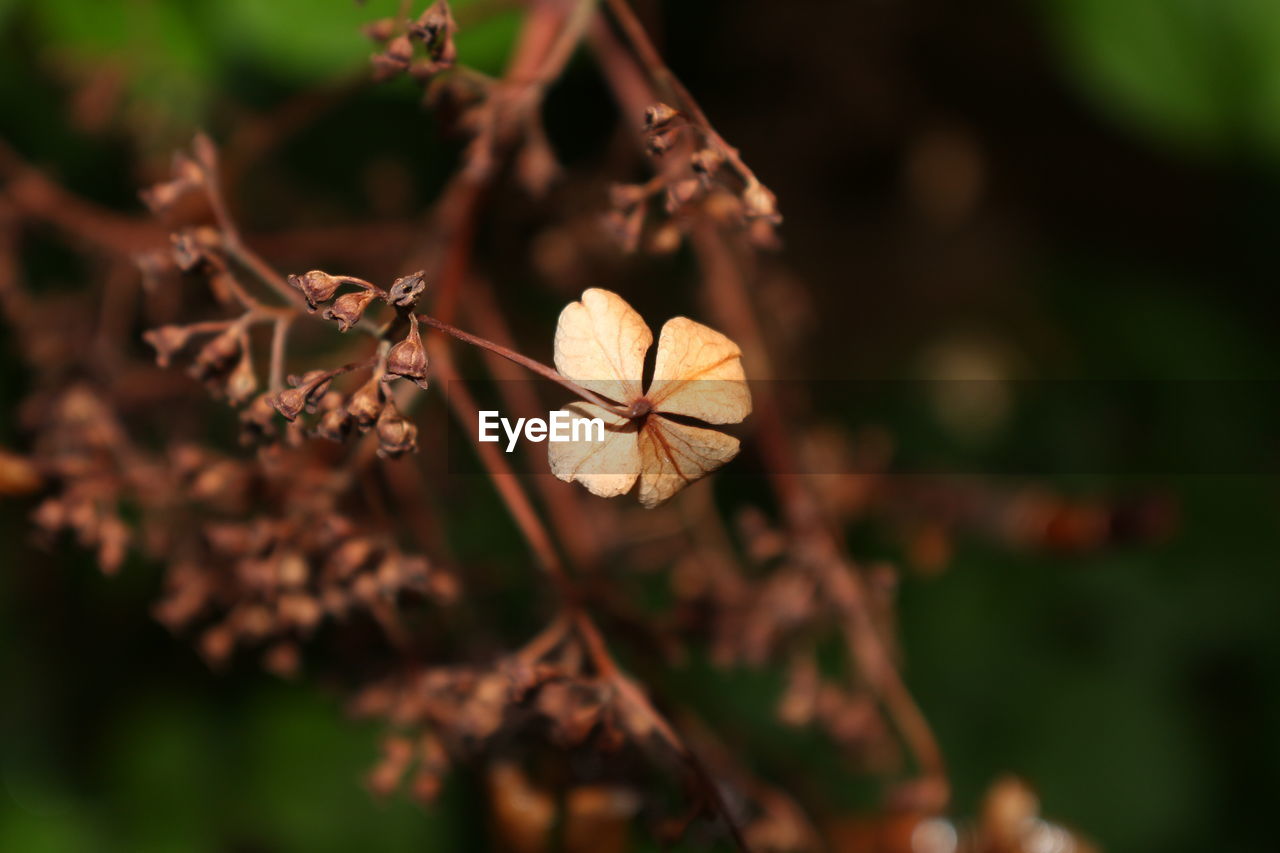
[0, 2, 1164, 851]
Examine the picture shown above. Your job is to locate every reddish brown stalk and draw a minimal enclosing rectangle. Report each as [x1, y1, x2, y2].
[417, 312, 629, 416]
[462, 278, 603, 571]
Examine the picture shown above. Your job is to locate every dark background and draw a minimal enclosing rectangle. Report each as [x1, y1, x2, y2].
[2, 1, 1279, 850]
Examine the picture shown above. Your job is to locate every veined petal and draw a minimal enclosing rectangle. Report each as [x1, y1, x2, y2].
[553, 288, 650, 405]
[647, 317, 751, 425]
[547, 402, 642, 499]
[636, 415, 741, 508]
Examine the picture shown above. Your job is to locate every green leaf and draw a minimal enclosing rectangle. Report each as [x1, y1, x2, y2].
[1041, 0, 1280, 163]
[31, 0, 216, 126]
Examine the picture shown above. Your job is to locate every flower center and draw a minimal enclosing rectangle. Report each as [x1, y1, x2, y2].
[626, 397, 653, 421]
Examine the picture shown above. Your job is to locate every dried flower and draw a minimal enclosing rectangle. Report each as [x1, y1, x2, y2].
[644, 102, 679, 129]
[411, 1, 456, 65]
[376, 401, 418, 458]
[741, 181, 781, 223]
[385, 315, 429, 389]
[288, 270, 342, 309]
[315, 406, 353, 442]
[548, 289, 751, 507]
[323, 289, 379, 332]
[191, 327, 243, 380]
[170, 231, 207, 272]
[239, 392, 279, 441]
[386, 270, 427, 308]
[143, 324, 199, 367]
[272, 370, 332, 421]
[347, 377, 385, 428]
[226, 349, 258, 405]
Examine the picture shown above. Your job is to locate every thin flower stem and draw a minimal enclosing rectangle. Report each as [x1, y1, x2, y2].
[193, 134, 307, 309]
[268, 316, 291, 392]
[416, 312, 630, 416]
[601, 0, 764, 190]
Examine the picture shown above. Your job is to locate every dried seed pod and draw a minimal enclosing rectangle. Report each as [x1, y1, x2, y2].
[143, 324, 199, 367]
[315, 406, 353, 442]
[288, 270, 342, 309]
[239, 392, 279, 441]
[742, 181, 781, 223]
[272, 371, 330, 421]
[191, 327, 243, 379]
[665, 179, 701, 213]
[323, 289, 379, 332]
[644, 102, 679, 129]
[376, 402, 418, 458]
[363, 17, 396, 42]
[226, 349, 258, 405]
[347, 377, 385, 428]
[386, 270, 427, 308]
[385, 315, 429, 389]
[387, 34, 414, 63]
[170, 231, 206, 271]
[690, 147, 724, 176]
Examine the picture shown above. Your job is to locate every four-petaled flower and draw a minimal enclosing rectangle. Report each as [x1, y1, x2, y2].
[548, 288, 751, 507]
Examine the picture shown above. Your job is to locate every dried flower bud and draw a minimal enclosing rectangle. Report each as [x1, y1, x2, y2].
[742, 181, 781, 223]
[647, 222, 683, 255]
[192, 327, 243, 379]
[143, 324, 199, 367]
[226, 349, 258, 405]
[316, 407, 353, 442]
[347, 378, 385, 428]
[609, 183, 648, 209]
[412, 1, 456, 63]
[370, 52, 407, 81]
[239, 392, 279, 441]
[376, 402, 418, 458]
[363, 17, 396, 42]
[323, 289, 379, 332]
[690, 147, 724, 176]
[387, 34, 414, 63]
[140, 180, 191, 214]
[288, 270, 342, 309]
[278, 593, 323, 631]
[386, 270, 427, 308]
[645, 129, 676, 157]
[170, 231, 206, 271]
[272, 371, 330, 421]
[385, 315, 429, 389]
[665, 179, 701, 212]
[644, 102, 679, 129]
[329, 537, 378, 578]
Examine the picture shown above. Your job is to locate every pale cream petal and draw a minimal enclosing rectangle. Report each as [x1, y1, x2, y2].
[546, 402, 642, 499]
[553, 288, 651, 405]
[636, 415, 741, 508]
[646, 317, 751, 425]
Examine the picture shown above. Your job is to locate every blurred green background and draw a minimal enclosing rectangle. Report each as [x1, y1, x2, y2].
[2, 0, 1279, 850]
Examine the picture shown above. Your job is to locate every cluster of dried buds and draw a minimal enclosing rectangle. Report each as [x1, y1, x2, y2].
[605, 102, 782, 253]
[154, 445, 458, 676]
[267, 268, 433, 457]
[367, 1, 457, 82]
[348, 623, 659, 809]
[26, 386, 153, 575]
